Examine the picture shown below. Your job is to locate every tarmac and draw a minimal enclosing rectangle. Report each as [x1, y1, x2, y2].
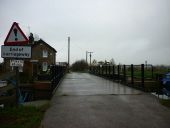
[41, 72, 170, 128]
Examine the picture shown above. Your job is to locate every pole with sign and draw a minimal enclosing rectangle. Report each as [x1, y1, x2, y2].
[1, 22, 31, 104]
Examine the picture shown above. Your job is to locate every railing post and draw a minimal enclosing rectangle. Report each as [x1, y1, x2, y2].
[93, 66, 95, 74]
[109, 65, 111, 77]
[96, 66, 97, 74]
[141, 64, 145, 90]
[112, 65, 115, 79]
[106, 65, 108, 77]
[151, 65, 154, 79]
[97, 66, 99, 75]
[118, 65, 120, 80]
[95, 66, 98, 75]
[131, 64, 134, 85]
[123, 65, 126, 83]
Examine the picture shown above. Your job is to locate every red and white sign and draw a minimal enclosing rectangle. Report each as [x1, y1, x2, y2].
[4, 22, 29, 46]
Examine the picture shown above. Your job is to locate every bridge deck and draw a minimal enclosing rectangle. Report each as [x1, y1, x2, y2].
[41, 72, 170, 128]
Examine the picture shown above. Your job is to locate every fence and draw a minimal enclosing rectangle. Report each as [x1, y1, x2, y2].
[20, 65, 67, 102]
[50, 65, 67, 91]
[90, 64, 165, 92]
[0, 64, 67, 106]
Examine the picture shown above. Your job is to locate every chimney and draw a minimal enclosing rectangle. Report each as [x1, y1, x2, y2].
[29, 33, 34, 45]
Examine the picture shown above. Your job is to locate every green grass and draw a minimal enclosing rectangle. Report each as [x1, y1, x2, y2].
[0, 104, 49, 128]
[159, 99, 170, 108]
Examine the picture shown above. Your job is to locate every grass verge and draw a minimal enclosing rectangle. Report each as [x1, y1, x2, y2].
[159, 99, 170, 108]
[0, 104, 49, 128]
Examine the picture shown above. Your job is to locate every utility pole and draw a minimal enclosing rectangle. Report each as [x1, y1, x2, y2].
[86, 51, 88, 64]
[90, 53, 91, 66]
[88, 52, 93, 66]
[68, 37, 70, 70]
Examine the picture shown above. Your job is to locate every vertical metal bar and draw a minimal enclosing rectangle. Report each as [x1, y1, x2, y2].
[118, 65, 120, 80]
[141, 64, 145, 90]
[109, 65, 111, 77]
[99, 66, 100, 75]
[106, 65, 108, 77]
[131, 64, 134, 85]
[151, 65, 154, 79]
[68, 37, 70, 71]
[112, 65, 115, 79]
[123, 65, 126, 83]
[86, 51, 87, 64]
[90, 53, 92, 66]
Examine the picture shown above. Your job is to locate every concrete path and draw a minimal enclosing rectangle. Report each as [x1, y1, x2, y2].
[41, 72, 170, 128]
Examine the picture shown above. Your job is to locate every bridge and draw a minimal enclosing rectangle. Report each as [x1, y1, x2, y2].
[41, 72, 170, 128]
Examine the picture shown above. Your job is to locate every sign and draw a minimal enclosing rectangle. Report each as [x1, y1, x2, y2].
[1, 46, 31, 58]
[4, 22, 29, 46]
[18, 66, 23, 72]
[10, 60, 24, 67]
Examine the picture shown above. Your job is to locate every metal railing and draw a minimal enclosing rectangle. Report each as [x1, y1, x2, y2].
[90, 64, 163, 92]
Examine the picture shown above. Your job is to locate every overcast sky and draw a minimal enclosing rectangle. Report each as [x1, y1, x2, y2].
[0, 0, 170, 65]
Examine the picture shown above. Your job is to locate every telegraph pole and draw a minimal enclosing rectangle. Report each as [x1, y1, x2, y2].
[68, 37, 70, 70]
[86, 51, 88, 63]
[90, 53, 91, 66]
[88, 52, 93, 66]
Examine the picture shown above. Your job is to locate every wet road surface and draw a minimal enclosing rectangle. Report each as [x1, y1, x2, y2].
[41, 72, 170, 128]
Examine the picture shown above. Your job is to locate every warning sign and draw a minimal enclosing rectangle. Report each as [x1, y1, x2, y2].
[4, 22, 29, 46]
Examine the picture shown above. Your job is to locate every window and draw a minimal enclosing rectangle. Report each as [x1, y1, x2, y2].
[42, 62, 48, 71]
[43, 50, 48, 58]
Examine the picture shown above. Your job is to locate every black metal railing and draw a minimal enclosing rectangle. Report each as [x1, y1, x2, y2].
[50, 65, 67, 91]
[89, 64, 163, 92]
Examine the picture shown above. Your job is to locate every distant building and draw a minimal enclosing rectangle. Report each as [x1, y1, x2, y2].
[56, 62, 68, 66]
[4, 39, 57, 77]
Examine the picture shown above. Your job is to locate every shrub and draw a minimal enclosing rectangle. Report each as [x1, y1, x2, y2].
[71, 59, 88, 72]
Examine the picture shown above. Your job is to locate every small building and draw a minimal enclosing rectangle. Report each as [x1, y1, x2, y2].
[27, 39, 56, 76]
[4, 39, 57, 80]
